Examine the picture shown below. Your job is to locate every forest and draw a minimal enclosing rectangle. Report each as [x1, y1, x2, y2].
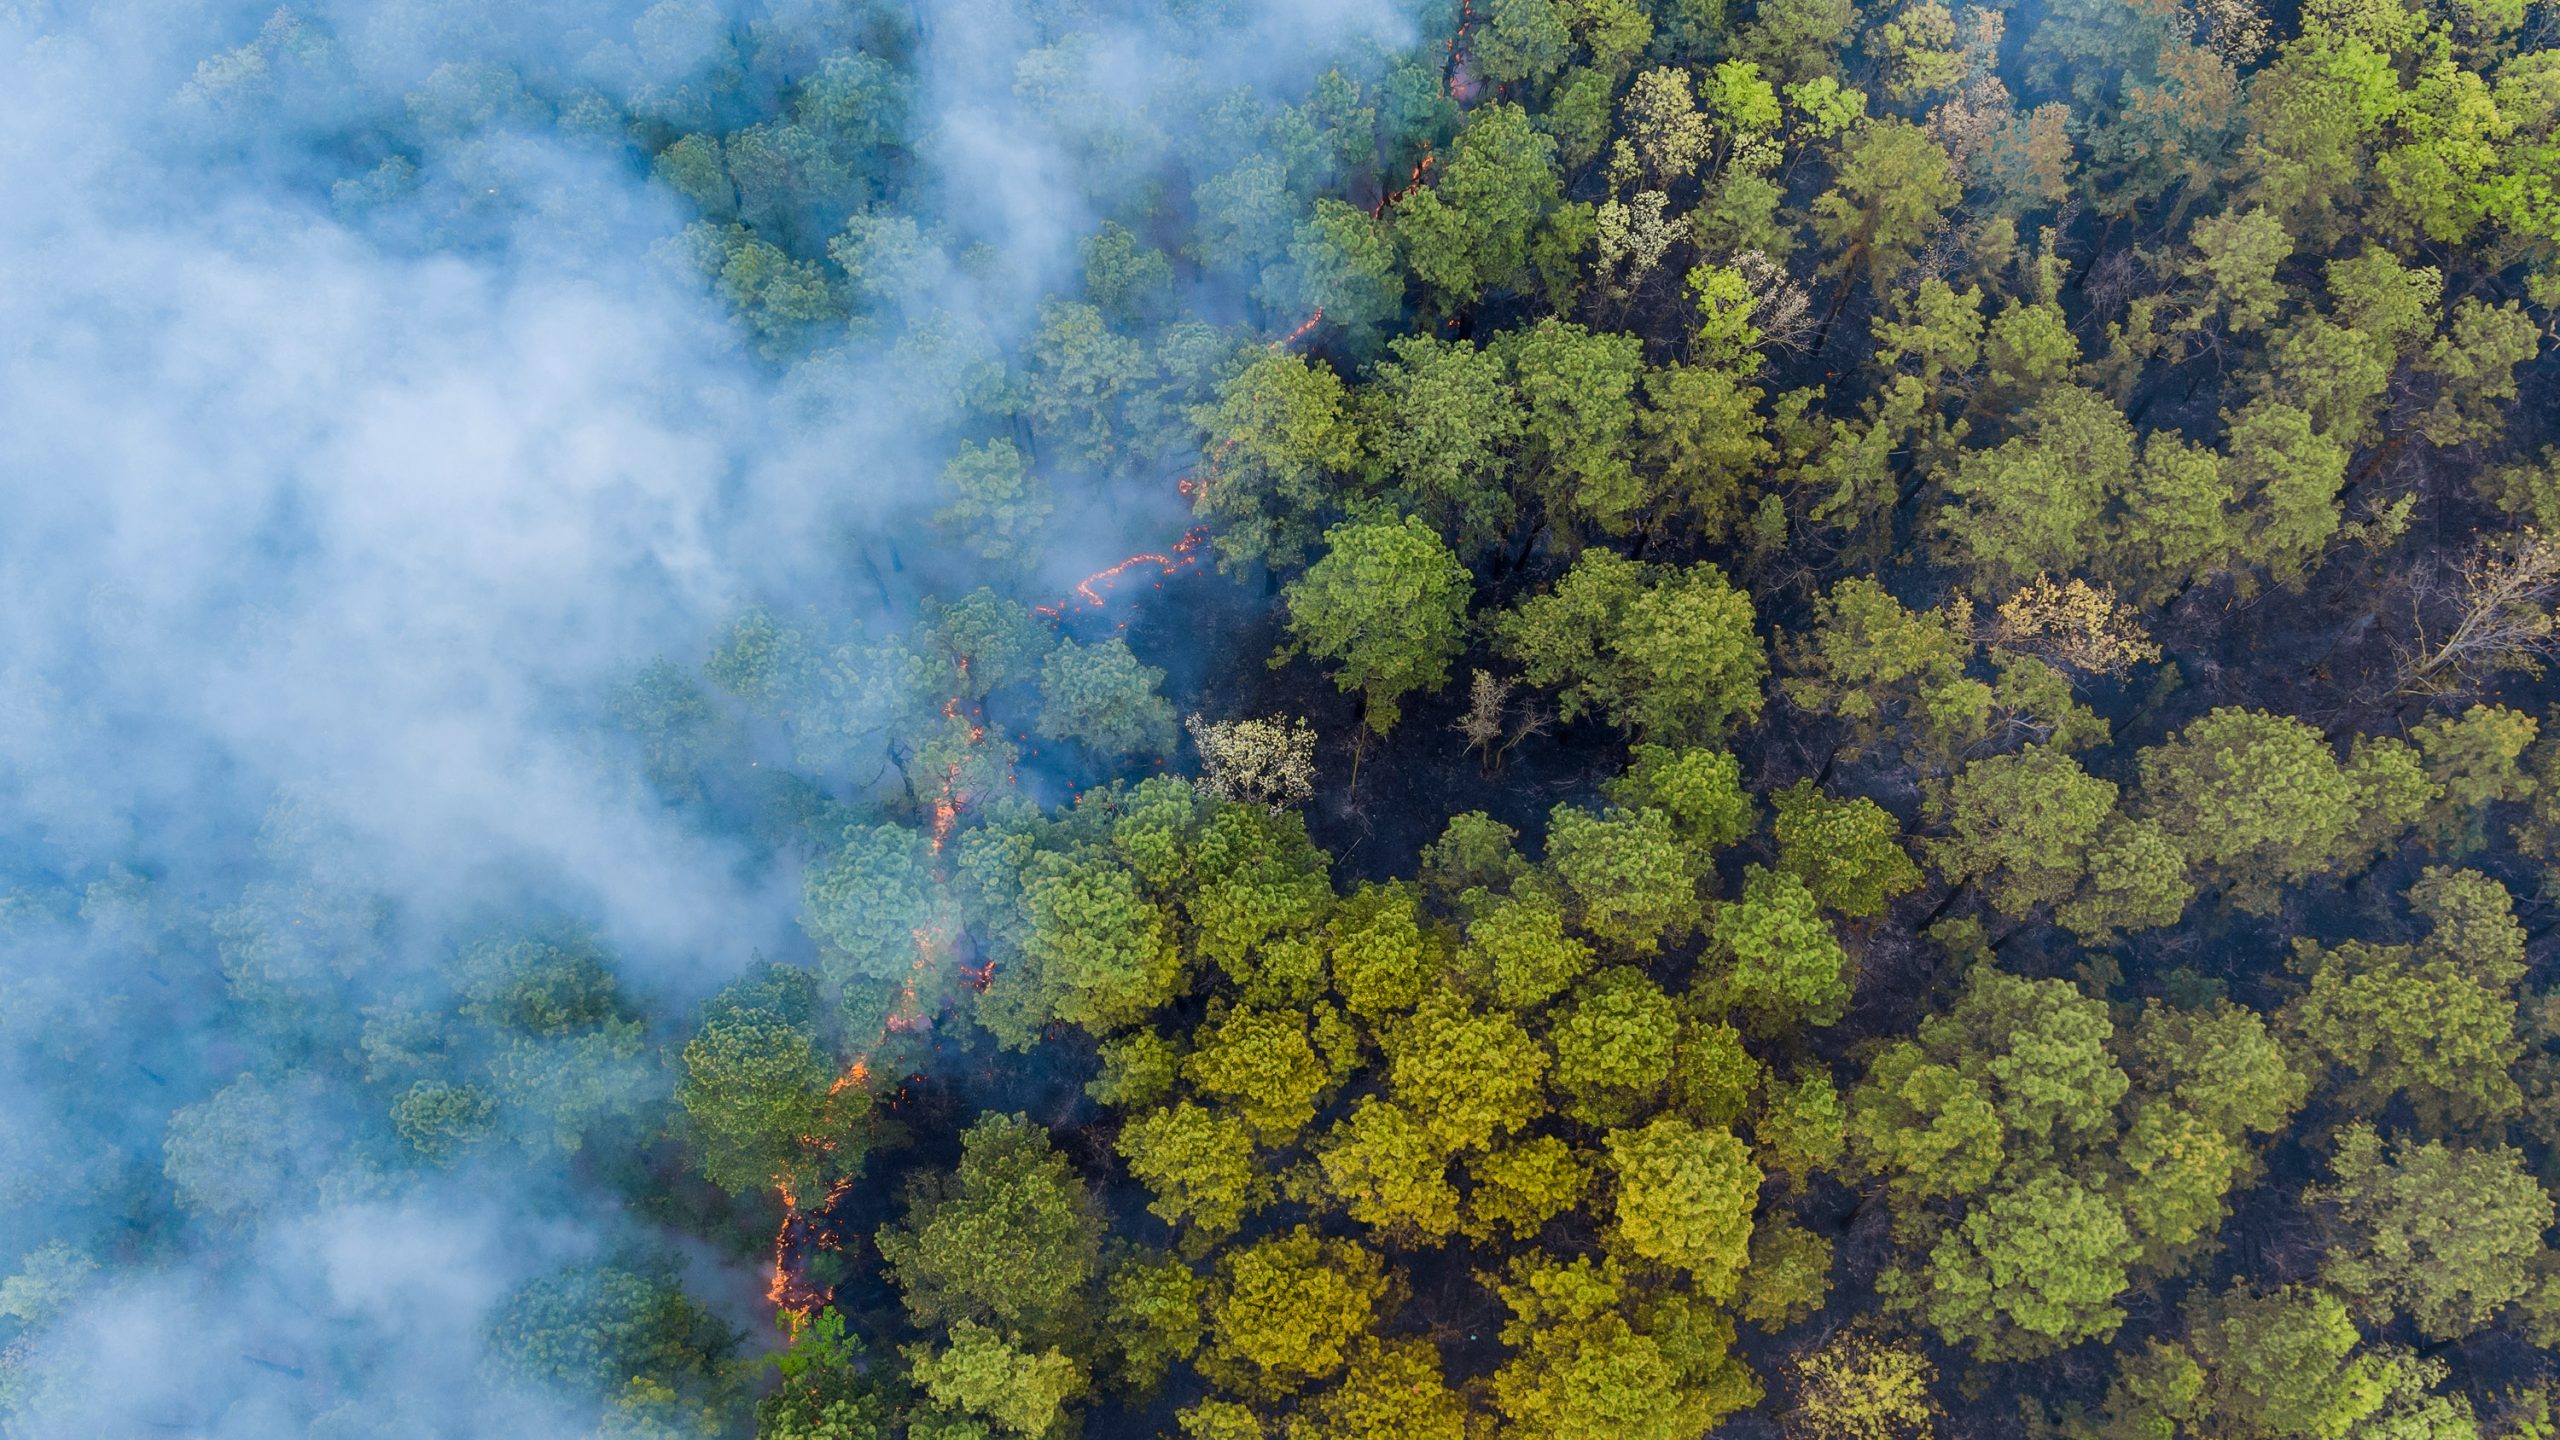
[6, 0, 2560, 1436]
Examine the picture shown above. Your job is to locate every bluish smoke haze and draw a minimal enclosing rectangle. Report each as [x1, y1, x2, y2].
[0, 0, 1410, 1431]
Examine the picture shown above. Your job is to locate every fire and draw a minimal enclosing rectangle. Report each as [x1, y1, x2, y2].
[768, 1171, 860, 1327]
[1374, 153, 1435, 217]
[773, 674, 995, 1322]
[770, 0, 1485, 1334]
[926, 695, 987, 853]
[1033, 533, 1208, 618]
[1274, 307, 1324, 348]
[1371, 1, 1472, 216]
[1446, 0, 1473, 98]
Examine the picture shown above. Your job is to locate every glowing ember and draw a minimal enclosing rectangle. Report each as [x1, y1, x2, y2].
[1273, 307, 1324, 348]
[773, 673, 993, 1321]
[1371, 1, 1472, 217]
[1446, 0, 1473, 98]
[1034, 536, 1207, 617]
[1374, 154, 1435, 217]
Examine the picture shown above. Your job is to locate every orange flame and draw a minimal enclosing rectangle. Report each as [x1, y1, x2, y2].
[1446, 0, 1473, 99]
[1370, 1, 1472, 218]
[1034, 533, 1208, 617]
[1273, 307, 1324, 348]
[774, 662, 995, 1323]
[1374, 153, 1436, 217]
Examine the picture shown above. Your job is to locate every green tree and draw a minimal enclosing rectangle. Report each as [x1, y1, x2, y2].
[1082, 221, 1175, 328]
[1771, 780, 1921, 917]
[754, 1308, 902, 1440]
[1203, 1228, 1393, 1397]
[905, 1321, 1087, 1437]
[1191, 353, 1363, 570]
[1118, 1101, 1263, 1241]
[1474, 0, 1573, 87]
[1736, 0, 1855, 81]
[926, 586, 1044, 691]
[2127, 999, 2309, 1143]
[1290, 1337, 1468, 1440]
[1183, 1004, 1335, 1145]
[1667, 1019, 1764, 1129]
[2280, 874, 2526, 1131]
[2136, 708, 2397, 913]
[1489, 1255, 1757, 1440]
[674, 967, 863, 1198]
[2410, 704, 2538, 854]
[1604, 745, 1754, 853]
[1936, 386, 2132, 594]
[1709, 865, 1852, 1026]
[1314, 1097, 1463, 1240]
[1463, 885, 1598, 1009]
[875, 1113, 1104, 1349]
[1782, 1329, 1937, 1440]
[674, 222, 841, 357]
[1495, 318, 1648, 539]
[984, 852, 1183, 1044]
[1811, 118, 1960, 313]
[1421, 810, 1530, 902]
[1326, 881, 1437, 1019]
[1361, 334, 1522, 560]
[1932, 745, 2119, 916]
[1496, 551, 1768, 743]
[1103, 1255, 1203, 1393]
[1394, 103, 1564, 308]
[801, 823, 938, 984]
[1546, 805, 1707, 953]
[2222, 398, 2349, 591]
[1037, 637, 1178, 760]
[1550, 966, 1680, 1125]
[160, 1070, 329, 1226]
[1897, 1168, 2133, 1361]
[1265, 200, 1408, 358]
[1464, 1136, 1591, 1240]
[2308, 1123, 2554, 1340]
[2183, 1284, 2388, 1440]
[1849, 966, 2127, 1203]
[2054, 815, 2197, 944]
[1780, 578, 1989, 761]
[1736, 1219, 1835, 1332]
[1758, 1071, 1848, 1184]
[489, 1264, 735, 1405]
[936, 439, 1053, 571]
[393, 1079, 495, 1162]
[1385, 990, 1547, 1150]
[1605, 1116, 1761, 1293]
[1636, 361, 1775, 547]
[1027, 300, 1147, 469]
[1281, 512, 1472, 732]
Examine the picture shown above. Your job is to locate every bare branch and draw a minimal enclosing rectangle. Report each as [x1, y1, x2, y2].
[2397, 530, 2560, 696]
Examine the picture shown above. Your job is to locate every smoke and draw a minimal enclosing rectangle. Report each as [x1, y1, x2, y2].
[0, 0, 1413, 1432]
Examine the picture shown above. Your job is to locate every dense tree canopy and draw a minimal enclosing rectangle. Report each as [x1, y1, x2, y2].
[27, 2, 2560, 1438]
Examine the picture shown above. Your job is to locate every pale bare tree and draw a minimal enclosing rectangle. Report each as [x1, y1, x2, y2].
[1186, 713, 1317, 808]
[1987, 576, 2162, 677]
[2398, 530, 2560, 696]
[1453, 669, 1509, 759]
[1732, 249, 1817, 353]
[1452, 669, 1548, 773]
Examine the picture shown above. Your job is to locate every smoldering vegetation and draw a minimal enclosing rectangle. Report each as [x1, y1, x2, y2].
[0, 0, 1404, 1431]
[12, 1, 2560, 1439]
